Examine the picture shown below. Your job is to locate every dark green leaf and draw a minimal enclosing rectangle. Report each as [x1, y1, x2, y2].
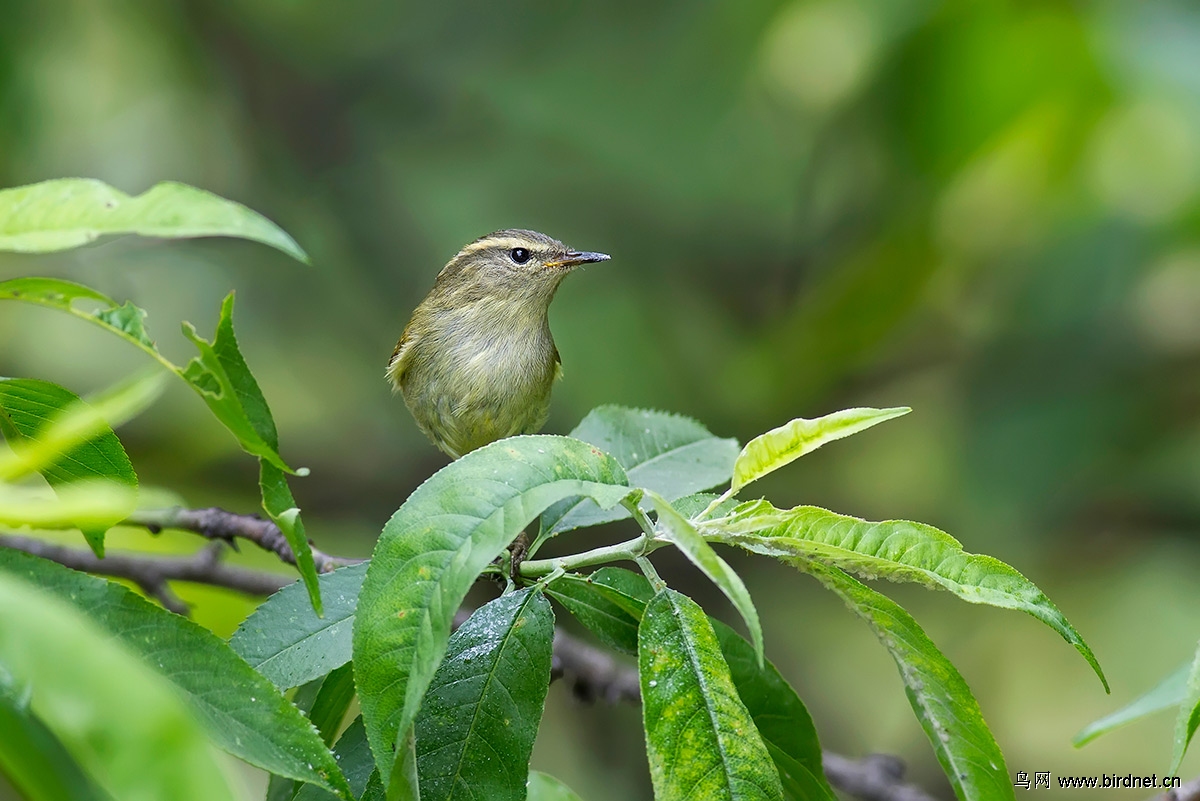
[1074, 662, 1188, 747]
[0, 178, 307, 262]
[352, 435, 631, 791]
[712, 621, 835, 801]
[547, 572, 643, 654]
[0, 571, 237, 801]
[272, 665, 358, 801]
[808, 562, 1013, 801]
[0, 550, 351, 800]
[415, 589, 555, 801]
[647, 492, 764, 665]
[708, 502, 1107, 690]
[295, 718, 379, 801]
[0, 378, 138, 556]
[639, 588, 783, 801]
[231, 563, 366, 690]
[539, 406, 739, 540]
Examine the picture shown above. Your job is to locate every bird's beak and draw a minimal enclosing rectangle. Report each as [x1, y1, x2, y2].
[547, 250, 611, 269]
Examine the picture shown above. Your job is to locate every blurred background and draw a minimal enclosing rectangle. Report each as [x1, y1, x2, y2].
[2, 0, 1200, 797]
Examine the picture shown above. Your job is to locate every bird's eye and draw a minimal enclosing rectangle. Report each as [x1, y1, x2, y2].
[509, 247, 531, 264]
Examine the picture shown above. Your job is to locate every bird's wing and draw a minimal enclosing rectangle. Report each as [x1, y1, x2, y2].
[552, 343, 563, 381]
[386, 325, 418, 390]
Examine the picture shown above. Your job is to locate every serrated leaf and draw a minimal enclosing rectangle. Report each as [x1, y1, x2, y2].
[639, 588, 783, 801]
[0, 178, 307, 262]
[0, 550, 351, 800]
[807, 562, 1013, 801]
[646, 491, 764, 666]
[673, 492, 739, 521]
[711, 621, 835, 801]
[415, 589, 554, 801]
[0, 377, 145, 555]
[538, 406, 739, 541]
[0, 680, 115, 801]
[1074, 662, 1188, 747]
[295, 718, 378, 801]
[0, 279, 171, 369]
[231, 563, 366, 690]
[731, 408, 910, 492]
[1170, 640, 1200, 774]
[260, 462, 321, 615]
[706, 502, 1107, 691]
[527, 772, 585, 801]
[268, 664, 357, 801]
[0, 571, 238, 801]
[352, 435, 631, 792]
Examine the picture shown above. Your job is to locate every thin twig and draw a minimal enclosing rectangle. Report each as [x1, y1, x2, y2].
[822, 752, 944, 801]
[0, 532, 291, 613]
[1161, 776, 1200, 801]
[123, 507, 360, 574]
[3, 507, 945, 801]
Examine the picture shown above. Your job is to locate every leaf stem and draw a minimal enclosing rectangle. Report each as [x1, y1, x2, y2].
[518, 535, 663, 577]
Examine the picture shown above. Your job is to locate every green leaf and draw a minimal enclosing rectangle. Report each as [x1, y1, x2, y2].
[711, 621, 835, 801]
[639, 588, 783, 801]
[0, 377, 142, 555]
[0, 278, 170, 368]
[352, 435, 631, 791]
[708, 501, 1107, 691]
[1170, 641, 1200, 774]
[0, 571, 238, 801]
[269, 664, 357, 801]
[295, 718, 379, 801]
[0, 481, 139, 530]
[731, 408, 910, 492]
[1074, 663, 1189, 747]
[0, 178, 307, 262]
[0, 680, 114, 801]
[180, 292, 319, 611]
[538, 406, 739, 540]
[231, 563, 366, 690]
[0, 550, 351, 800]
[415, 589, 555, 801]
[673, 492, 739, 521]
[546, 572, 644, 654]
[527, 772, 585, 801]
[0, 369, 164, 484]
[646, 491, 764, 666]
[808, 562, 1013, 801]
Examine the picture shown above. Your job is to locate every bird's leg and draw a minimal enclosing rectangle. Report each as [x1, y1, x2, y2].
[509, 525, 533, 584]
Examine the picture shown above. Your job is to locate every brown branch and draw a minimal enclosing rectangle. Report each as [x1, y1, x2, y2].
[0, 532, 291, 614]
[123, 506, 359, 574]
[3, 507, 944, 801]
[1160, 776, 1200, 801]
[823, 752, 944, 801]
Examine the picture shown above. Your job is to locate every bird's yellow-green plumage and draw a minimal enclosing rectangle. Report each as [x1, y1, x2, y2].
[388, 229, 610, 458]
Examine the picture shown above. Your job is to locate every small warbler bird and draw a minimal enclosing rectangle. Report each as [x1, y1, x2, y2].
[388, 229, 610, 458]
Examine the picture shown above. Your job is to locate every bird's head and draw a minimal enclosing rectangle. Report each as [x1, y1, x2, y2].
[432, 229, 610, 305]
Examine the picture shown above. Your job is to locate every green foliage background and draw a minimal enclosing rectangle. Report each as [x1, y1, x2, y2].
[2, 1, 1200, 797]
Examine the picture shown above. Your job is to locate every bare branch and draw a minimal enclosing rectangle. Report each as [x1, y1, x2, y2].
[823, 752, 945, 801]
[0, 532, 291, 613]
[123, 507, 360, 574]
[1160, 776, 1200, 801]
